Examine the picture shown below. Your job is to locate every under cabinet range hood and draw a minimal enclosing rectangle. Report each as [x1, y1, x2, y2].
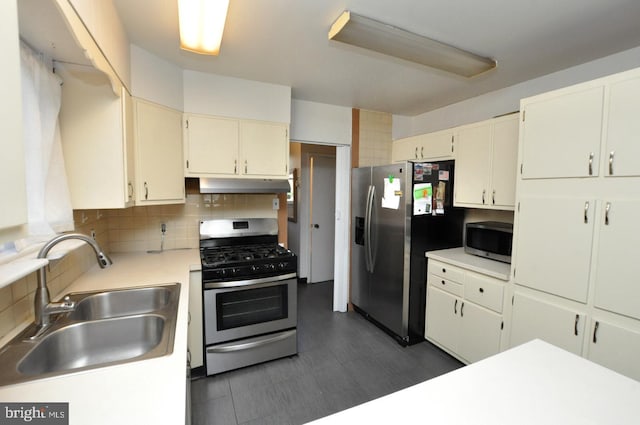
[199, 178, 290, 194]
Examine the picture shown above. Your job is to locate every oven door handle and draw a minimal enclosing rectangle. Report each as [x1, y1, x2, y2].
[206, 329, 296, 353]
[203, 272, 297, 289]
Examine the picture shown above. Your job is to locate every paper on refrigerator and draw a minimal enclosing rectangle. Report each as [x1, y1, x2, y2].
[413, 183, 432, 215]
[382, 177, 401, 209]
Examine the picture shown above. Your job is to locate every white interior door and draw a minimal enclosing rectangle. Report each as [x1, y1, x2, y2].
[309, 155, 336, 283]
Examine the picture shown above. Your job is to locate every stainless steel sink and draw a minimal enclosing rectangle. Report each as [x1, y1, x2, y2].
[67, 286, 173, 320]
[18, 315, 165, 375]
[0, 283, 180, 387]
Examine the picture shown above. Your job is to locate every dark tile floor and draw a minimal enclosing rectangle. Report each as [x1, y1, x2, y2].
[191, 281, 464, 425]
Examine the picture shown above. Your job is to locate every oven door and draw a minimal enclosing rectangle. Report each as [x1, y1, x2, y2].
[203, 273, 297, 345]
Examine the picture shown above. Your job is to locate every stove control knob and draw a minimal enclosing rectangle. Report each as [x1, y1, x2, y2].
[251, 265, 259, 273]
[278, 262, 286, 270]
[267, 263, 275, 271]
[220, 269, 227, 278]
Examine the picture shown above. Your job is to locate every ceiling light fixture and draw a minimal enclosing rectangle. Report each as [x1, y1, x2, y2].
[178, 0, 229, 55]
[328, 10, 496, 78]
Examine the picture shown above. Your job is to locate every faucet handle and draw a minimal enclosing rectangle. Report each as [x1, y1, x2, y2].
[62, 296, 74, 307]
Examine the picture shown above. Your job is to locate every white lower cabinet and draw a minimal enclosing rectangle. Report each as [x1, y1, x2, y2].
[586, 318, 640, 381]
[425, 258, 506, 364]
[510, 291, 585, 355]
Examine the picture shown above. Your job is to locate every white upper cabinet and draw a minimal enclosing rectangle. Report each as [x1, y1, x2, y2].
[184, 115, 239, 176]
[184, 114, 289, 178]
[604, 75, 640, 177]
[59, 66, 135, 209]
[134, 99, 185, 205]
[240, 121, 289, 177]
[392, 129, 455, 162]
[454, 114, 518, 210]
[520, 86, 604, 179]
[0, 0, 27, 242]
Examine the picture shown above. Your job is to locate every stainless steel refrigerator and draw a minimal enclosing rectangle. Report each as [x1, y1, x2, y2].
[351, 161, 464, 345]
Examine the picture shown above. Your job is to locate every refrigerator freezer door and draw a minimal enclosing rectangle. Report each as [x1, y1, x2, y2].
[367, 163, 408, 338]
[351, 167, 372, 310]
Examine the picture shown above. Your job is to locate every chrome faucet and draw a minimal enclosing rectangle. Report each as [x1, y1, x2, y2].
[33, 233, 112, 331]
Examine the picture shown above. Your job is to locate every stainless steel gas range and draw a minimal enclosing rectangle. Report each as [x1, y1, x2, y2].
[199, 218, 297, 375]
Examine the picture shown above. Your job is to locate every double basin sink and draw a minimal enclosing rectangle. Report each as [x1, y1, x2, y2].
[0, 283, 180, 386]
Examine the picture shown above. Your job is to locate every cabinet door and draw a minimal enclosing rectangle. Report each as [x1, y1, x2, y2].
[510, 292, 585, 355]
[241, 121, 288, 177]
[514, 196, 595, 303]
[490, 116, 518, 208]
[185, 115, 239, 176]
[454, 124, 492, 206]
[587, 318, 640, 381]
[392, 137, 419, 162]
[594, 199, 640, 320]
[425, 286, 460, 353]
[0, 0, 27, 240]
[459, 301, 502, 363]
[135, 100, 185, 203]
[605, 76, 640, 177]
[419, 130, 455, 160]
[123, 90, 135, 203]
[520, 86, 604, 179]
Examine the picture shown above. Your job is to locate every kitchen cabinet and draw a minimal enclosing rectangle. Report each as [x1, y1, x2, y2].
[509, 67, 640, 381]
[519, 86, 604, 179]
[453, 114, 519, 210]
[586, 318, 640, 381]
[604, 76, 640, 177]
[59, 65, 135, 209]
[593, 199, 640, 320]
[392, 129, 455, 162]
[513, 195, 595, 303]
[0, 0, 27, 242]
[188, 270, 203, 369]
[425, 258, 505, 363]
[134, 99, 185, 205]
[184, 114, 289, 178]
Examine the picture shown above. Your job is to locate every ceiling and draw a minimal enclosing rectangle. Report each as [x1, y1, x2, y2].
[112, 0, 640, 116]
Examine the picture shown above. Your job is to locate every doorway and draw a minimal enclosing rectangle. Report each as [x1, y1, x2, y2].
[309, 154, 336, 283]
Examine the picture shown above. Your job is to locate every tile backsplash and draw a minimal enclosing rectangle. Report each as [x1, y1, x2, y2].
[0, 193, 276, 341]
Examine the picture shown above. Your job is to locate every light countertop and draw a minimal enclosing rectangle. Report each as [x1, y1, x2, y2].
[307, 339, 640, 425]
[426, 247, 511, 280]
[0, 249, 200, 425]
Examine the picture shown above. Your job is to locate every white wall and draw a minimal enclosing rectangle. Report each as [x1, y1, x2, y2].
[130, 45, 183, 111]
[290, 100, 352, 145]
[393, 46, 640, 139]
[183, 70, 291, 123]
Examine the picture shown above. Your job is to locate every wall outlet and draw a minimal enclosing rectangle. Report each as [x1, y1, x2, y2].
[272, 198, 280, 210]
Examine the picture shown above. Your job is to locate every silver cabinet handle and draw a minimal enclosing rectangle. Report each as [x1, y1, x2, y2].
[421, 146, 424, 159]
[414, 147, 418, 159]
[482, 189, 486, 204]
[584, 201, 589, 224]
[609, 151, 614, 175]
[128, 182, 133, 200]
[454, 299, 458, 315]
[593, 321, 600, 344]
[588, 152, 594, 175]
[492, 190, 496, 205]
[234, 159, 237, 174]
[144, 182, 149, 200]
[460, 301, 465, 318]
[574, 314, 580, 336]
[605, 202, 611, 225]
[244, 160, 248, 174]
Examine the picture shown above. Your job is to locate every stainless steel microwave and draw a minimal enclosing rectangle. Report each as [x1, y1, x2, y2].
[464, 221, 513, 263]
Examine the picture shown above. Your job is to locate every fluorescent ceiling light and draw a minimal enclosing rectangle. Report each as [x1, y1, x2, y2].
[328, 11, 496, 78]
[178, 0, 229, 55]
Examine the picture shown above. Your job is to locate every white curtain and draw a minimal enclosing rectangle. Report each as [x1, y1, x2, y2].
[17, 42, 73, 248]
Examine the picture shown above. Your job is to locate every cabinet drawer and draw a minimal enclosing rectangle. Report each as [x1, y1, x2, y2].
[464, 273, 504, 313]
[428, 273, 463, 297]
[429, 259, 465, 284]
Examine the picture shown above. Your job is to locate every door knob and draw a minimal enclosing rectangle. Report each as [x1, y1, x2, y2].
[313, 224, 319, 229]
